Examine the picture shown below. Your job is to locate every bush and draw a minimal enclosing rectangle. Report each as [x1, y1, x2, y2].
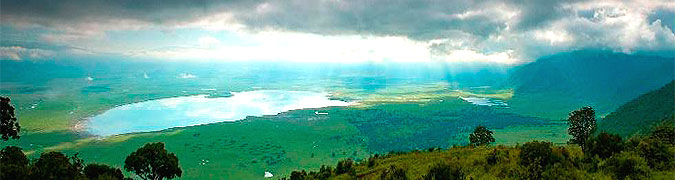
[519, 141, 553, 179]
[368, 156, 377, 167]
[309, 165, 333, 179]
[84, 164, 125, 180]
[289, 170, 308, 180]
[486, 149, 509, 165]
[423, 162, 463, 180]
[602, 151, 650, 180]
[649, 121, 674, 145]
[636, 137, 674, 170]
[585, 132, 623, 159]
[519, 141, 553, 167]
[335, 158, 355, 175]
[542, 163, 585, 180]
[380, 165, 408, 180]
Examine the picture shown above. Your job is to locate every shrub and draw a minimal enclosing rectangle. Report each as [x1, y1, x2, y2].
[335, 158, 355, 175]
[636, 137, 674, 170]
[542, 163, 585, 180]
[585, 132, 623, 159]
[423, 162, 463, 180]
[602, 151, 649, 180]
[519, 141, 553, 179]
[380, 165, 408, 180]
[649, 121, 674, 145]
[289, 170, 308, 180]
[486, 149, 509, 165]
[310, 165, 333, 179]
[367, 156, 377, 167]
[519, 141, 553, 167]
[84, 164, 125, 180]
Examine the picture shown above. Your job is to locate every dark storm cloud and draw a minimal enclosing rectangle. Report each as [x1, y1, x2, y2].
[0, 0, 259, 27]
[233, 0, 510, 39]
[0, 0, 580, 39]
[1, 0, 673, 61]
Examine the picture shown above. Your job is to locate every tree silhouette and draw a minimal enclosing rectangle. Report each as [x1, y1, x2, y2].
[469, 126, 495, 146]
[125, 142, 182, 180]
[84, 164, 127, 180]
[1, 96, 20, 140]
[32, 152, 85, 180]
[567, 106, 596, 150]
[0, 146, 30, 180]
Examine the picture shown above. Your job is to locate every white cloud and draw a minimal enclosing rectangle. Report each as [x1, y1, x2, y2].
[0, 46, 55, 60]
[438, 49, 517, 64]
[2, 0, 673, 63]
[197, 36, 222, 47]
[131, 31, 434, 63]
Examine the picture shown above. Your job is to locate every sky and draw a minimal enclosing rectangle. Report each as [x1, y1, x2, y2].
[1, 0, 673, 64]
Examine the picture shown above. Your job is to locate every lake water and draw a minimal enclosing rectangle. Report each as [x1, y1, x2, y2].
[459, 96, 509, 107]
[87, 90, 351, 136]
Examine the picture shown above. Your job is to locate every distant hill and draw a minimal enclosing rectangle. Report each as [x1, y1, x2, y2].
[599, 81, 675, 137]
[507, 50, 674, 118]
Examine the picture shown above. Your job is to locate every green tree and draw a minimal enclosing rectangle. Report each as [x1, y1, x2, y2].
[585, 132, 623, 159]
[0, 97, 20, 140]
[124, 142, 182, 180]
[0, 146, 30, 180]
[469, 126, 495, 146]
[84, 164, 126, 180]
[32, 151, 85, 180]
[567, 106, 596, 150]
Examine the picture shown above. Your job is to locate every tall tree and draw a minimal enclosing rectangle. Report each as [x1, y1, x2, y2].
[567, 106, 596, 150]
[0, 96, 20, 140]
[469, 126, 495, 146]
[125, 142, 182, 180]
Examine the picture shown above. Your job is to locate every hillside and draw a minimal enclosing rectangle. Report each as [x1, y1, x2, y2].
[599, 81, 675, 137]
[283, 123, 675, 180]
[507, 50, 674, 118]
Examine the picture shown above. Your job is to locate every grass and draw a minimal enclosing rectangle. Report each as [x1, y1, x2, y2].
[2, 75, 574, 179]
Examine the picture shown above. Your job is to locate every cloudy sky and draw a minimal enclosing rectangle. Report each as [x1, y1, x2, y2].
[1, 0, 673, 63]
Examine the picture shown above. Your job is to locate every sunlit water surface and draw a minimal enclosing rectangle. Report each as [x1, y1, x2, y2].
[87, 90, 351, 136]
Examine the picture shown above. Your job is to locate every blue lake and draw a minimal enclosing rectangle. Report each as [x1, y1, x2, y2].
[86, 90, 351, 136]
